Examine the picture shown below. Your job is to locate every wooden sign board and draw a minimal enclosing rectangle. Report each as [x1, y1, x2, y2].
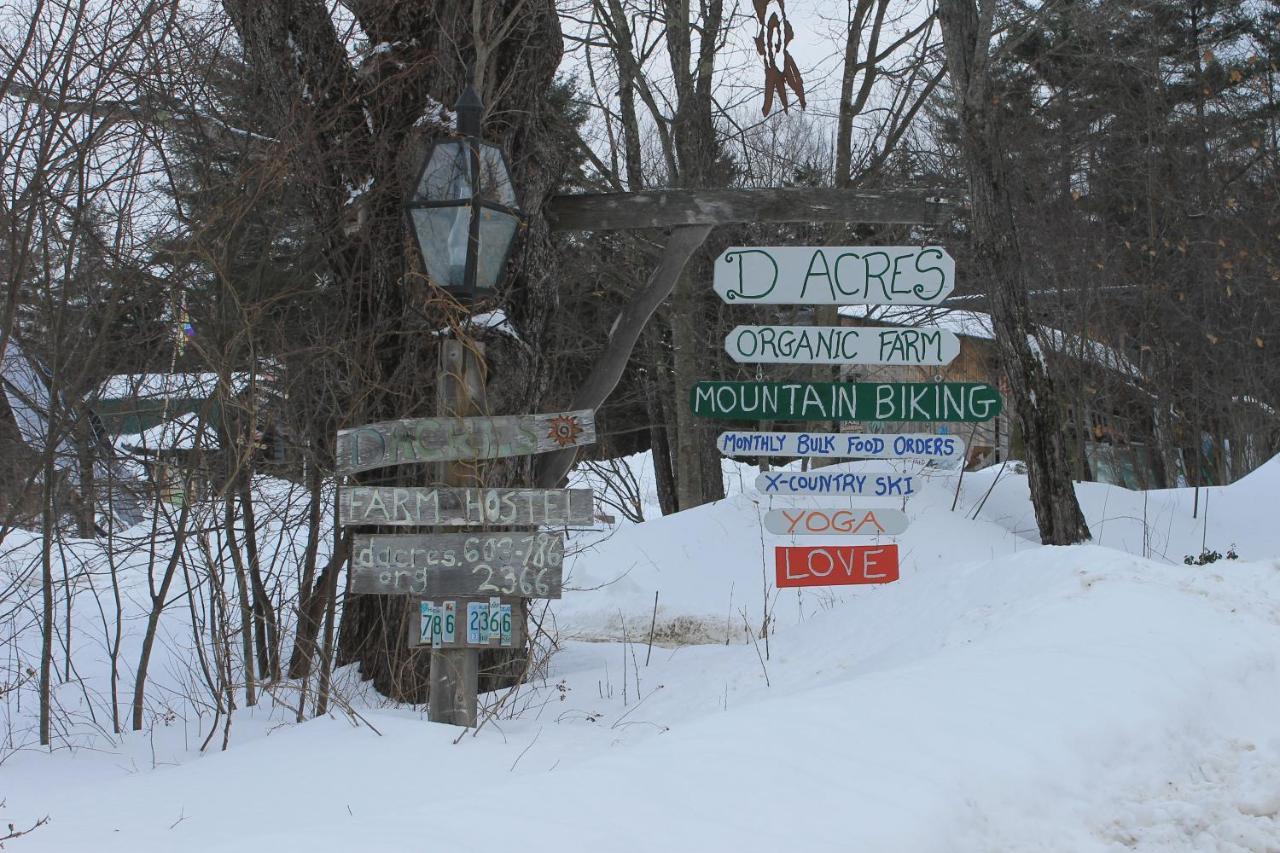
[764, 508, 909, 536]
[756, 470, 917, 497]
[336, 409, 596, 475]
[719, 431, 964, 461]
[340, 487, 594, 528]
[409, 597, 526, 649]
[350, 532, 564, 599]
[692, 381, 1001, 422]
[725, 325, 959, 366]
[775, 544, 900, 587]
[714, 246, 954, 306]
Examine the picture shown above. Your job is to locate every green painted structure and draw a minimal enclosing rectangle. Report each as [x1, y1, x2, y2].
[689, 381, 1003, 422]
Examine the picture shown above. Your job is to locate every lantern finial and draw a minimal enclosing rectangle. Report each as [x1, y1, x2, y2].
[454, 68, 482, 136]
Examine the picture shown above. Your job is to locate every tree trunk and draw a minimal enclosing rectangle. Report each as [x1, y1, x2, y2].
[664, 0, 726, 512]
[644, 342, 679, 515]
[671, 264, 704, 511]
[223, 493, 257, 707]
[286, 460, 325, 679]
[650, 416, 678, 516]
[936, 0, 1090, 545]
[39, 461, 55, 746]
[222, 0, 567, 701]
[74, 416, 96, 538]
[131, 499, 193, 731]
[239, 480, 279, 681]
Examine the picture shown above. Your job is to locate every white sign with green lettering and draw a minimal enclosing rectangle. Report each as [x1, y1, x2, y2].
[713, 246, 954, 305]
[724, 324, 959, 366]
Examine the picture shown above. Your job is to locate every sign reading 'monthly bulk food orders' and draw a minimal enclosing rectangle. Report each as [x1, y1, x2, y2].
[718, 430, 964, 460]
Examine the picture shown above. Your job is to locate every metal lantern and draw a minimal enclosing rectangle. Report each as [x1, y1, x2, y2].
[406, 84, 524, 302]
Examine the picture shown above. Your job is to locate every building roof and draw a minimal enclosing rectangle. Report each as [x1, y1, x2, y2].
[119, 410, 219, 453]
[838, 305, 1142, 380]
[96, 372, 255, 402]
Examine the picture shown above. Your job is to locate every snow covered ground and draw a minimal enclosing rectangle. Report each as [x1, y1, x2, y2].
[6, 456, 1280, 851]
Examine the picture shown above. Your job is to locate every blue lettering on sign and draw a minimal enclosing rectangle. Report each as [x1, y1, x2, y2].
[797, 433, 836, 454]
[892, 435, 957, 457]
[875, 475, 914, 496]
[845, 436, 886, 455]
[759, 470, 915, 495]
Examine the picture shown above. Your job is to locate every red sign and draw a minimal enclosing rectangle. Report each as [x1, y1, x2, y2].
[775, 544, 899, 588]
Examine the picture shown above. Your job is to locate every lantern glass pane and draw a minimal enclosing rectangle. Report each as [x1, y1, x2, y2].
[477, 143, 517, 208]
[417, 142, 472, 202]
[475, 207, 520, 290]
[409, 206, 471, 288]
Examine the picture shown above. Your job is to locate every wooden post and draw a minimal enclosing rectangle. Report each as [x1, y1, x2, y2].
[428, 338, 484, 726]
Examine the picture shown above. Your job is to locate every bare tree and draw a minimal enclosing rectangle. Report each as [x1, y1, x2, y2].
[935, 0, 1090, 544]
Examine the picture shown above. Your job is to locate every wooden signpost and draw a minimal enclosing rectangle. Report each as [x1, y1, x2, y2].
[340, 486, 594, 527]
[701, 243, 973, 594]
[756, 470, 917, 496]
[349, 532, 564, 598]
[763, 508, 909, 536]
[719, 430, 965, 461]
[336, 409, 596, 475]
[335, 338, 599, 727]
[714, 246, 954, 305]
[724, 325, 959, 366]
[775, 544, 900, 587]
[692, 381, 1002, 422]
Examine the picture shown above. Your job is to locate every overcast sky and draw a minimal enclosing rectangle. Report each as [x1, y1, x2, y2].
[557, 0, 938, 180]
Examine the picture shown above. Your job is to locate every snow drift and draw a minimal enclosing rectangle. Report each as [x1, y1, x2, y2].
[6, 455, 1280, 851]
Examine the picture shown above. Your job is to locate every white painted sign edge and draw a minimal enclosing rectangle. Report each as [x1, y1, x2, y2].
[723, 324, 961, 365]
[717, 431, 966, 459]
[713, 245, 955, 306]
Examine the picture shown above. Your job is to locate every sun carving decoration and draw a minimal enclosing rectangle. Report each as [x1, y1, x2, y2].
[547, 415, 586, 448]
[753, 0, 807, 116]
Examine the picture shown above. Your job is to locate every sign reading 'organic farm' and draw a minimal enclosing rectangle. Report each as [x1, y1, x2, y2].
[692, 381, 1002, 422]
[724, 325, 959, 366]
[714, 246, 954, 305]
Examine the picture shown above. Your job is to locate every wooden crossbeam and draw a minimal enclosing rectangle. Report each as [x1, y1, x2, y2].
[546, 188, 961, 231]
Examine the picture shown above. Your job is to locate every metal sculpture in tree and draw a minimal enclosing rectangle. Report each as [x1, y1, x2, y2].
[753, 0, 806, 115]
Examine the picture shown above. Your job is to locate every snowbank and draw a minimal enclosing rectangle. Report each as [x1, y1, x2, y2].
[6, 456, 1280, 851]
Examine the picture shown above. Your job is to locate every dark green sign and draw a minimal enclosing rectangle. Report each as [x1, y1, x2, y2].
[690, 381, 1002, 422]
